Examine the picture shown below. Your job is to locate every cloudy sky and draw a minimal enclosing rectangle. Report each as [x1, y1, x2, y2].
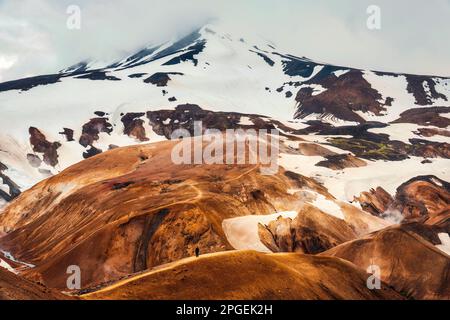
[0, 0, 449, 82]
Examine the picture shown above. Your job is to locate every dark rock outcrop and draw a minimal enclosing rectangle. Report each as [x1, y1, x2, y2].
[83, 146, 102, 159]
[79, 117, 113, 147]
[392, 107, 450, 128]
[143, 72, 183, 87]
[295, 70, 386, 123]
[121, 113, 149, 141]
[405, 75, 447, 105]
[59, 128, 74, 142]
[0, 163, 21, 202]
[315, 154, 367, 170]
[146, 104, 275, 139]
[354, 187, 394, 217]
[415, 127, 450, 138]
[75, 71, 121, 81]
[29, 127, 61, 167]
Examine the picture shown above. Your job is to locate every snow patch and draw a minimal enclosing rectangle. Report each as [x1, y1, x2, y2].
[239, 116, 253, 126]
[436, 233, 450, 256]
[310, 194, 345, 220]
[333, 70, 349, 78]
[0, 198, 7, 211]
[1, 250, 35, 268]
[222, 211, 298, 253]
[0, 258, 17, 274]
[431, 177, 443, 187]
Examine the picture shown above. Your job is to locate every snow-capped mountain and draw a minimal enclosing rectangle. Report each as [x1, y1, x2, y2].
[0, 23, 449, 203]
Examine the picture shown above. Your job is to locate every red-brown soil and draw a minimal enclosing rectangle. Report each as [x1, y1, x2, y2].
[322, 225, 450, 299]
[81, 250, 402, 300]
[0, 267, 71, 300]
[0, 138, 326, 289]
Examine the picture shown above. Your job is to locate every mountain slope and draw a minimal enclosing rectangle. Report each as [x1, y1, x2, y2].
[0, 267, 70, 300]
[81, 250, 402, 300]
[322, 223, 450, 299]
[0, 23, 448, 200]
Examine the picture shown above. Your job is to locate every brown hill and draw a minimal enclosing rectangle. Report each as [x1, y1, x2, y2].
[0, 138, 330, 290]
[81, 250, 401, 300]
[322, 224, 450, 299]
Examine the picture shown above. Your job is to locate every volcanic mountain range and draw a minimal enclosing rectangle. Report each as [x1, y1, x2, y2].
[0, 23, 449, 300]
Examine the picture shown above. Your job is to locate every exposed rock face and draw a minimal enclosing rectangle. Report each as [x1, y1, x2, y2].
[79, 117, 113, 147]
[392, 175, 450, 223]
[405, 75, 448, 105]
[146, 104, 275, 139]
[143, 72, 183, 86]
[354, 187, 394, 217]
[162, 39, 206, 67]
[82, 146, 102, 159]
[315, 153, 367, 170]
[322, 225, 450, 300]
[19, 105, 304, 181]
[75, 71, 121, 81]
[59, 128, 74, 142]
[251, 50, 275, 67]
[408, 139, 450, 159]
[121, 113, 149, 141]
[0, 74, 62, 92]
[128, 73, 147, 78]
[295, 70, 386, 123]
[290, 66, 449, 124]
[392, 107, 450, 128]
[0, 162, 21, 202]
[0, 175, 21, 202]
[29, 127, 61, 167]
[415, 127, 450, 138]
[81, 250, 402, 300]
[258, 204, 357, 254]
[355, 176, 450, 224]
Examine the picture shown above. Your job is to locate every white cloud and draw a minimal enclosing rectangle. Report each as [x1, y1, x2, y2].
[0, 0, 449, 82]
[0, 55, 17, 81]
